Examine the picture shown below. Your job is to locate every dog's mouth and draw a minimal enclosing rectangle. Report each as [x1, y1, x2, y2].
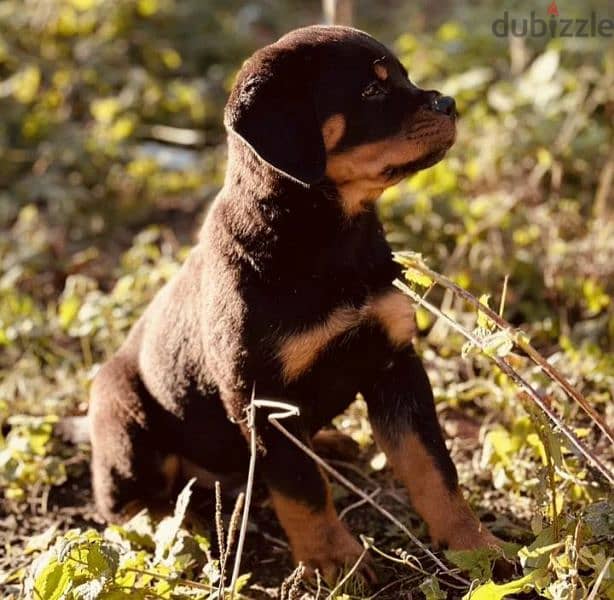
[383, 147, 450, 180]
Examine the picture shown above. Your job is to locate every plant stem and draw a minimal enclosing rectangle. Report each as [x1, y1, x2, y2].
[393, 276, 614, 486]
[396, 255, 614, 449]
[229, 384, 257, 599]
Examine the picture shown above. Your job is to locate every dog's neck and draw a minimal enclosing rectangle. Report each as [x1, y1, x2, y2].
[223, 136, 379, 224]
[222, 136, 348, 226]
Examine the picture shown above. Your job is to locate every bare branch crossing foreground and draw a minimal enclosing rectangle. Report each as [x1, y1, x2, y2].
[393, 251, 614, 486]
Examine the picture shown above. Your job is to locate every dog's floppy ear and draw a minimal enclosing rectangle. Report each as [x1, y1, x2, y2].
[225, 52, 326, 186]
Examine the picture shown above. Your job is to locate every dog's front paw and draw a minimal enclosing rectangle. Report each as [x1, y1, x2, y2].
[291, 521, 374, 584]
[444, 522, 501, 551]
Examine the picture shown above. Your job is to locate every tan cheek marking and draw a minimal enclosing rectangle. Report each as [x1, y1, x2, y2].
[322, 114, 346, 151]
[372, 432, 500, 550]
[374, 63, 389, 81]
[365, 289, 415, 347]
[335, 180, 387, 217]
[278, 306, 361, 382]
[325, 108, 456, 218]
[326, 138, 425, 217]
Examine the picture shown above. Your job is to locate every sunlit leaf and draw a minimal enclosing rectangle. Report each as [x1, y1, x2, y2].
[463, 570, 545, 600]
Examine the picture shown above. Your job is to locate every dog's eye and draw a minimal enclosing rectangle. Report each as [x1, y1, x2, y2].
[362, 81, 387, 99]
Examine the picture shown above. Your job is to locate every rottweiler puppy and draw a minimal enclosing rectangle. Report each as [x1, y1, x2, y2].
[89, 25, 500, 579]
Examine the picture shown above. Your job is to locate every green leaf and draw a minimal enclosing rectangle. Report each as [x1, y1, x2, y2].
[482, 331, 514, 357]
[88, 542, 119, 578]
[232, 572, 251, 593]
[463, 569, 545, 600]
[58, 294, 81, 329]
[73, 577, 106, 600]
[403, 267, 433, 288]
[107, 510, 156, 550]
[420, 576, 446, 600]
[154, 478, 195, 562]
[518, 527, 558, 570]
[444, 548, 495, 580]
[477, 294, 495, 331]
[461, 340, 480, 358]
[32, 557, 73, 600]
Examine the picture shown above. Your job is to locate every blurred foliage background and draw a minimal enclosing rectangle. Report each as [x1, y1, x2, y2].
[0, 0, 613, 598]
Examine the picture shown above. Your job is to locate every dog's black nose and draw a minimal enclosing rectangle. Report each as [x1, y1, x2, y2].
[430, 95, 456, 116]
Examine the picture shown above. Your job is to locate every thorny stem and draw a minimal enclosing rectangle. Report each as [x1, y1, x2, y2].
[395, 254, 614, 450]
[363, 538, 467, 591]
[393, 276, 614, 486]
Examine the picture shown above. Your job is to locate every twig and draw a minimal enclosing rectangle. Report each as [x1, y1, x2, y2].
[338, 487, 381, 521]
[230, 384, 258, 599]
[325, 544, 370, 599]
[363, 538, 466, 591]
[395, 253, 614, 450]
[499, 275, 509, 317]
[393, 276, 614, 486]
[587, 557, 613, 600]
[120, 567, 213, 591]
[215, 482, 226, 593]
[253, 399, 469, 587]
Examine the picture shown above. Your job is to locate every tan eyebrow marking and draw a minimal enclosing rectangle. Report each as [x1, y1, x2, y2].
[374, 60, 389, 81]
[321, 113, 346, 151]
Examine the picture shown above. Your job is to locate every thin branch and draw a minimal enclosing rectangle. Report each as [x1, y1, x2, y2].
[393, 276, 614, 486]
[325, 545, 370, 599]
[339, 487, 381, 521]
[587, 557, 613, 600]
[230, 384, 257, 599]
[395, 253, 614, 450]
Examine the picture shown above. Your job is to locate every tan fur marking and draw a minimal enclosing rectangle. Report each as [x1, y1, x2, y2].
[325, 108, 455, 217]
[322, 114, 346, 151]
[279, 291, 416, 382]
[365, 289, 415, 347]
[374, 62, 388, 81]
[373, 432, 500, 550]
[269, 484, 365, 580]
[278, 305, 360, 382]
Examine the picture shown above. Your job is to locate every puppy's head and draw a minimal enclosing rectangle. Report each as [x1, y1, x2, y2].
[225, 26, 456, 214]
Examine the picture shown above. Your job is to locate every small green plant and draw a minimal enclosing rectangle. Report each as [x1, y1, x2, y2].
[0, 415, 68, 503]
[25, 480, 251, 599]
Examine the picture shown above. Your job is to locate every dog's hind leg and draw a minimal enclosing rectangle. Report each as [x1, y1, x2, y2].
[89, 355, 177, 522]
